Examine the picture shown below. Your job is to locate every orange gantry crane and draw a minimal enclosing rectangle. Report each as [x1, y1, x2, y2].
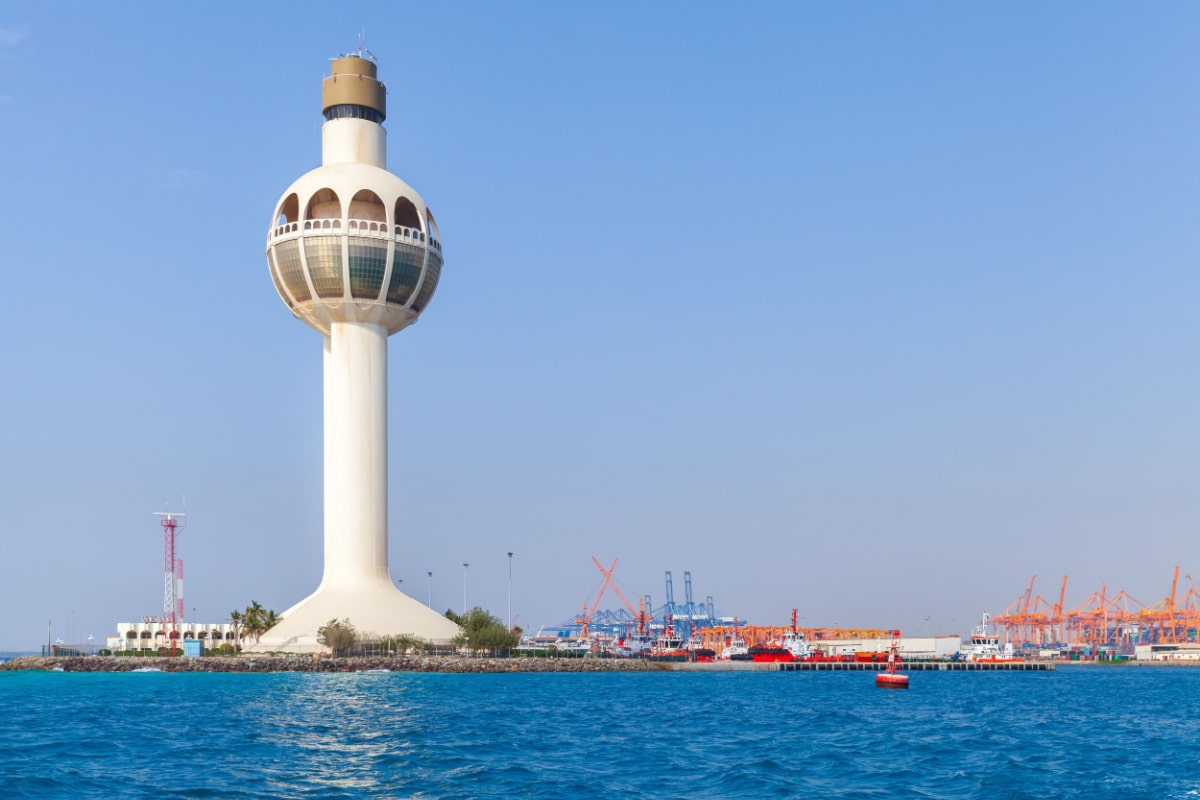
[1175, 574, 1200, 641]
[997, 569, 1200, 648]
[1136, 566, 1200, 644]
[994, 575, 1063, 647]
[1063, 581, 1147, 646]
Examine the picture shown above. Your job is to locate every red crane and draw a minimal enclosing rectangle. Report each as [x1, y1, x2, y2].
[578, 557, 642, 640]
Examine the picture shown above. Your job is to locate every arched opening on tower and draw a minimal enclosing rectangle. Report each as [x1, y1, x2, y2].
[306, 188, 342, 221]
[277, 193, 300, 226]
[426, 208, 442, 251]
[394, 197, 421, 232]
[349, 190, 386, 225]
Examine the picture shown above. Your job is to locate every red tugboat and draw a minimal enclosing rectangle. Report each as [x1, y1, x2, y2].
[875, 629, 909, 689]
[749, 643, 794, 662]
[751, 610, 814, 662]
[645, 615, 689, 662]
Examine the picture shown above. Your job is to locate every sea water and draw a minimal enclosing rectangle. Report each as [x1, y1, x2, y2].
[2, 666, 1199, 799]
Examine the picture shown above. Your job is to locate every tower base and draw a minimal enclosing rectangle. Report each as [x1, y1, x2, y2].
[247, 581, 461, 654]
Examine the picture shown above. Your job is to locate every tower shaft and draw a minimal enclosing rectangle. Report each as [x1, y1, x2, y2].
[323, 119, 385, 167]
[322, 320, 390, 587]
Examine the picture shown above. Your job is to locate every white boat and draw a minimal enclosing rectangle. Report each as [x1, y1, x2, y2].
[961, 612, 1021, 662]
[130, 667, 163, 673]
[556, 640, 594, 656]
[718, 633, 750, 661]
[780, 629, 812, 660]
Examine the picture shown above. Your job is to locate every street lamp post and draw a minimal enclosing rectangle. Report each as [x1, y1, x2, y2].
[507, 552, 514, 631]
[462, 563, 469, 615]
[426, 571, 432, 608]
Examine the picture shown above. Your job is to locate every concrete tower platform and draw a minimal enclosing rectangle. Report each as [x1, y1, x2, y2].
[253, 53, 459, 653]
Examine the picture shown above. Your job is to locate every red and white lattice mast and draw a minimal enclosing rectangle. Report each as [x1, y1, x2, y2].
[153, 507, 186, 655]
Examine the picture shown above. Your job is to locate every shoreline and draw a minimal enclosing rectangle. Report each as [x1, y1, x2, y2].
[4, 655, 1197, 673]
[0, 655, 668, 673]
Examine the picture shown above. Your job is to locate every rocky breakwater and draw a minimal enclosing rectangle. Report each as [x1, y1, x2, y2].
[1, 655, 667, 673]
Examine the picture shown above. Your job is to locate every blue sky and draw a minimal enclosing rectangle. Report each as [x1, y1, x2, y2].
[1, 4, 1198, 650]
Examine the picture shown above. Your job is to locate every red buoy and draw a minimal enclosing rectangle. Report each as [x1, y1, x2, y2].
[875, 629, 909, 689]
[875, 672, 910, 689]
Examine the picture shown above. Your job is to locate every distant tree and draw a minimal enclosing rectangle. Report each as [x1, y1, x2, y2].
[318, 618, 357, 657]
[452, 606, 519, 654]
[380, 633, 424, 655]
[239, 601, 281, 645]
[229, 610, 243, 648]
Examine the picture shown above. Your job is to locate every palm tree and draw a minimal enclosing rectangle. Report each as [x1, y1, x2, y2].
[229, 610, 243, 650]
[264, 609, 282, 632]
[244, 601, 267, 644]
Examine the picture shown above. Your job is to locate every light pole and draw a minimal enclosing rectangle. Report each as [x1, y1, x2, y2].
[426, 572, 432, 608]
[507, 552, 514, 631]
[462, 563, 469, 615]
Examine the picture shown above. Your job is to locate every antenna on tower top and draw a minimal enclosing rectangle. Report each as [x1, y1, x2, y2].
[354, 30, 377, 62]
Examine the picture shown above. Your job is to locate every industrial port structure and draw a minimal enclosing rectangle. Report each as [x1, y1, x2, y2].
[992, 567, 1200, 650]
[539, 558, 955, 657]
[543, 558, 1200, 660]
[534, 558, 721, 643]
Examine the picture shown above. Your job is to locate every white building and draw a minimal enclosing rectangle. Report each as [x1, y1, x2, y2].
[1134, 643, 1200, 661]
[108, 620, 236, 652]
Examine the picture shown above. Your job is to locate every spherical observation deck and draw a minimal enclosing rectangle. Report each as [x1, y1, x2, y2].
[265, 163, 444, 336]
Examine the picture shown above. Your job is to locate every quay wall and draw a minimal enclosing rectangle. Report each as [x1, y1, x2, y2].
[0, 655, 666, 673]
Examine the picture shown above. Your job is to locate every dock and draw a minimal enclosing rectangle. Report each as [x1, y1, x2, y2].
[673, 660, 1055, 672]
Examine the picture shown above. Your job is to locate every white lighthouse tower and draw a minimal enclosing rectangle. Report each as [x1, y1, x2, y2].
[257, 53, 460, 652]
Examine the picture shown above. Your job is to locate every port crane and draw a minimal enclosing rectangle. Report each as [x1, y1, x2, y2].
[996, 567, 1200, 650]
[575, 557, 643, 641]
